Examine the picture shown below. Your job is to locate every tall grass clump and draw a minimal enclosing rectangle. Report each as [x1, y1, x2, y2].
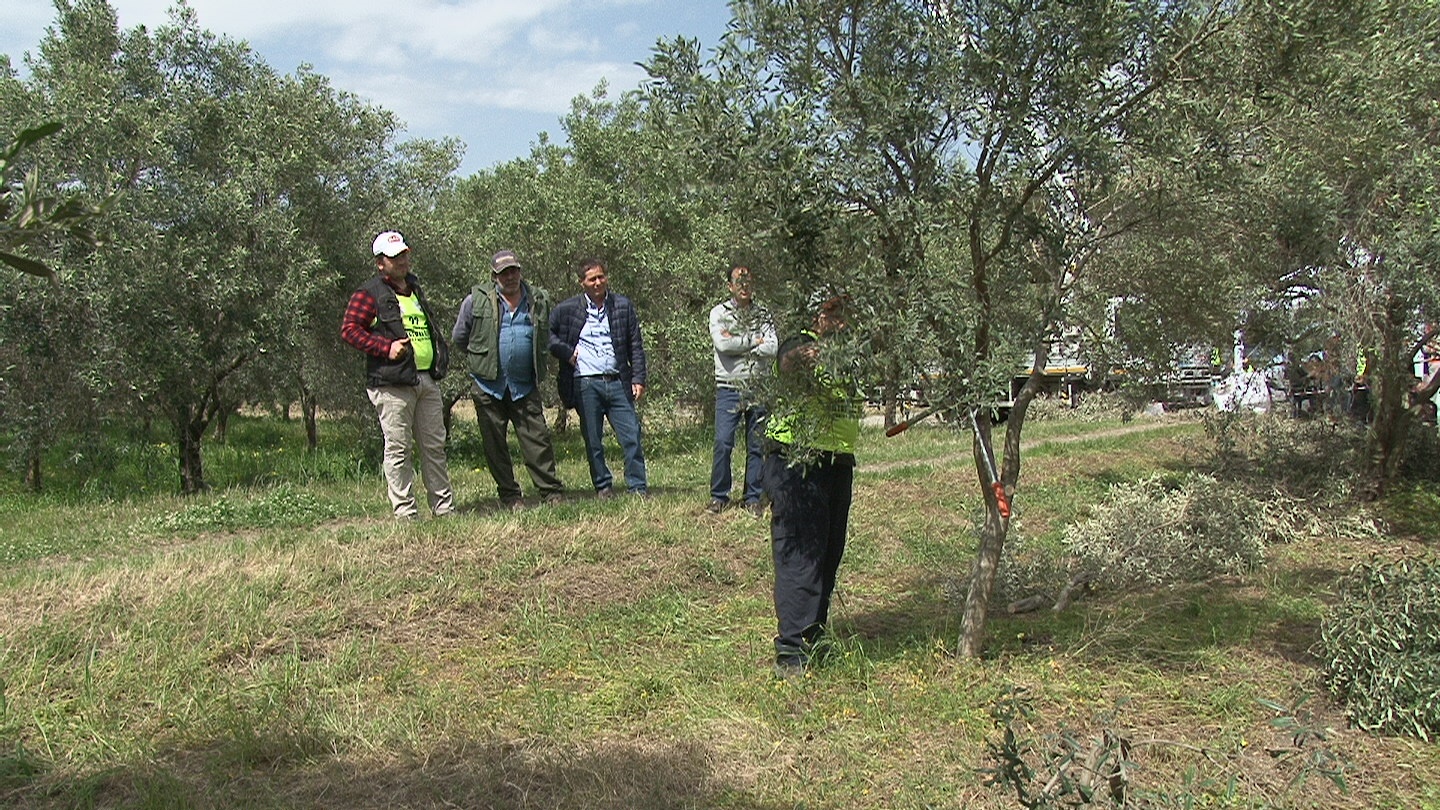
[1, 414, 381, 500]
[1318, 557, 1440, 740]
[136, 483, 343, 534]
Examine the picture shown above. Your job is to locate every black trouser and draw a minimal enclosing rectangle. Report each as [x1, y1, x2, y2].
[472, 388, 563, 501]
[764, 449, 854, 658]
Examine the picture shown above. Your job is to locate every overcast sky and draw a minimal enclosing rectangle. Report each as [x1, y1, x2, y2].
[0, 1, 734, 176]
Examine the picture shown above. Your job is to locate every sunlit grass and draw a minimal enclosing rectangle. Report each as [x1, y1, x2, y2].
[0, 410, 1436, 808]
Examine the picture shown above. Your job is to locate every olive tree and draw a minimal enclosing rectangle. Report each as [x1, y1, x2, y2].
[0, 122, 100, 278]
[644, 0, 1239, 655]
[0, 68, 103, 491]
[1269, 0, 1440, 494]
[22, 0, 456, 491]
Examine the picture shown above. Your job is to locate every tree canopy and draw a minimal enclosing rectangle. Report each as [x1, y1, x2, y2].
[3, 0, 459, 492]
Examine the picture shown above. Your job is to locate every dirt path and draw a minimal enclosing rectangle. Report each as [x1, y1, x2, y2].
[863, 417, 1194, 474]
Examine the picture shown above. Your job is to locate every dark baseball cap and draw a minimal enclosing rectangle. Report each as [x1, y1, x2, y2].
[492, 250, 521, 273]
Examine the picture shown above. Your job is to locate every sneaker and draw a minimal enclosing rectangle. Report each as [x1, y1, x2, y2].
[596, 487, 617, 500]
[540, 492, 565, 505]
[502, 499, 526, 513]
[706, 498, 727, 514]
[744, 500, 765, 518]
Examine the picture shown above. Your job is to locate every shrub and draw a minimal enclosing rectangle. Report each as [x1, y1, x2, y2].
[998, 471, 1384, 606]
[1318, 557, 1440, 740]
[1202, 411, 1364, 500]
[982, 688, 1349, 808]
[1399, 422, 1440, 483]
[1025, 390, 1136, 424]
[1061, 473, 1268, 589]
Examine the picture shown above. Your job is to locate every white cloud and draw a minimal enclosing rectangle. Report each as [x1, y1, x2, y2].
[1, 0, 729, 173]
[307, 2, 569, 66]
[340, 53, 643, 129]
[331, 66, 457, 134]
[0, 2, 66, 62]
[525, 24, 596, 56]
[469, 60, 647, 112]
[196, 0, 622, 66]
[88, 1, 574, 68]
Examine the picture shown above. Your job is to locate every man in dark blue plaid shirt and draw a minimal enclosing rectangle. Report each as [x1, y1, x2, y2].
[548, 258, 649, 498]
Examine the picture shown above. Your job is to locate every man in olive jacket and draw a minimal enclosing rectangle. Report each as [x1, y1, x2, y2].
[340, 230, 455, 520]
[452, 249, 564, 509]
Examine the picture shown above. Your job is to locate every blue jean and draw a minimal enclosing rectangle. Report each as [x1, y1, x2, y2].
[710, 386, 766, 503]
[576, 375, 647, 492]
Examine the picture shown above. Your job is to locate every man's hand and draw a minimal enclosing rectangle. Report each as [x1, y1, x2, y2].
[388, 338, 411, 360]
[632, 383, 646, 402]
[780, 342, 819, 373]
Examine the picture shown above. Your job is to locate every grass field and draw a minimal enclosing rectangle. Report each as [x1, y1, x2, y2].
[2, 408, 1437, 808]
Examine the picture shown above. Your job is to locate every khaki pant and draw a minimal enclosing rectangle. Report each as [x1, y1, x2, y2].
[368, 374, 454, 518]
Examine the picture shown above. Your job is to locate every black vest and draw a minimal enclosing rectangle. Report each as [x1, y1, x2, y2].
[359, 274, 449, 388]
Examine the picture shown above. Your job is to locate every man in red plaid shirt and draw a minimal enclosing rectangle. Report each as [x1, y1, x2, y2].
[340, 231, 455, 519]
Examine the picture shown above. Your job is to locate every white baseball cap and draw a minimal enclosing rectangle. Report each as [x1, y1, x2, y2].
[372, 231, 409, 257]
